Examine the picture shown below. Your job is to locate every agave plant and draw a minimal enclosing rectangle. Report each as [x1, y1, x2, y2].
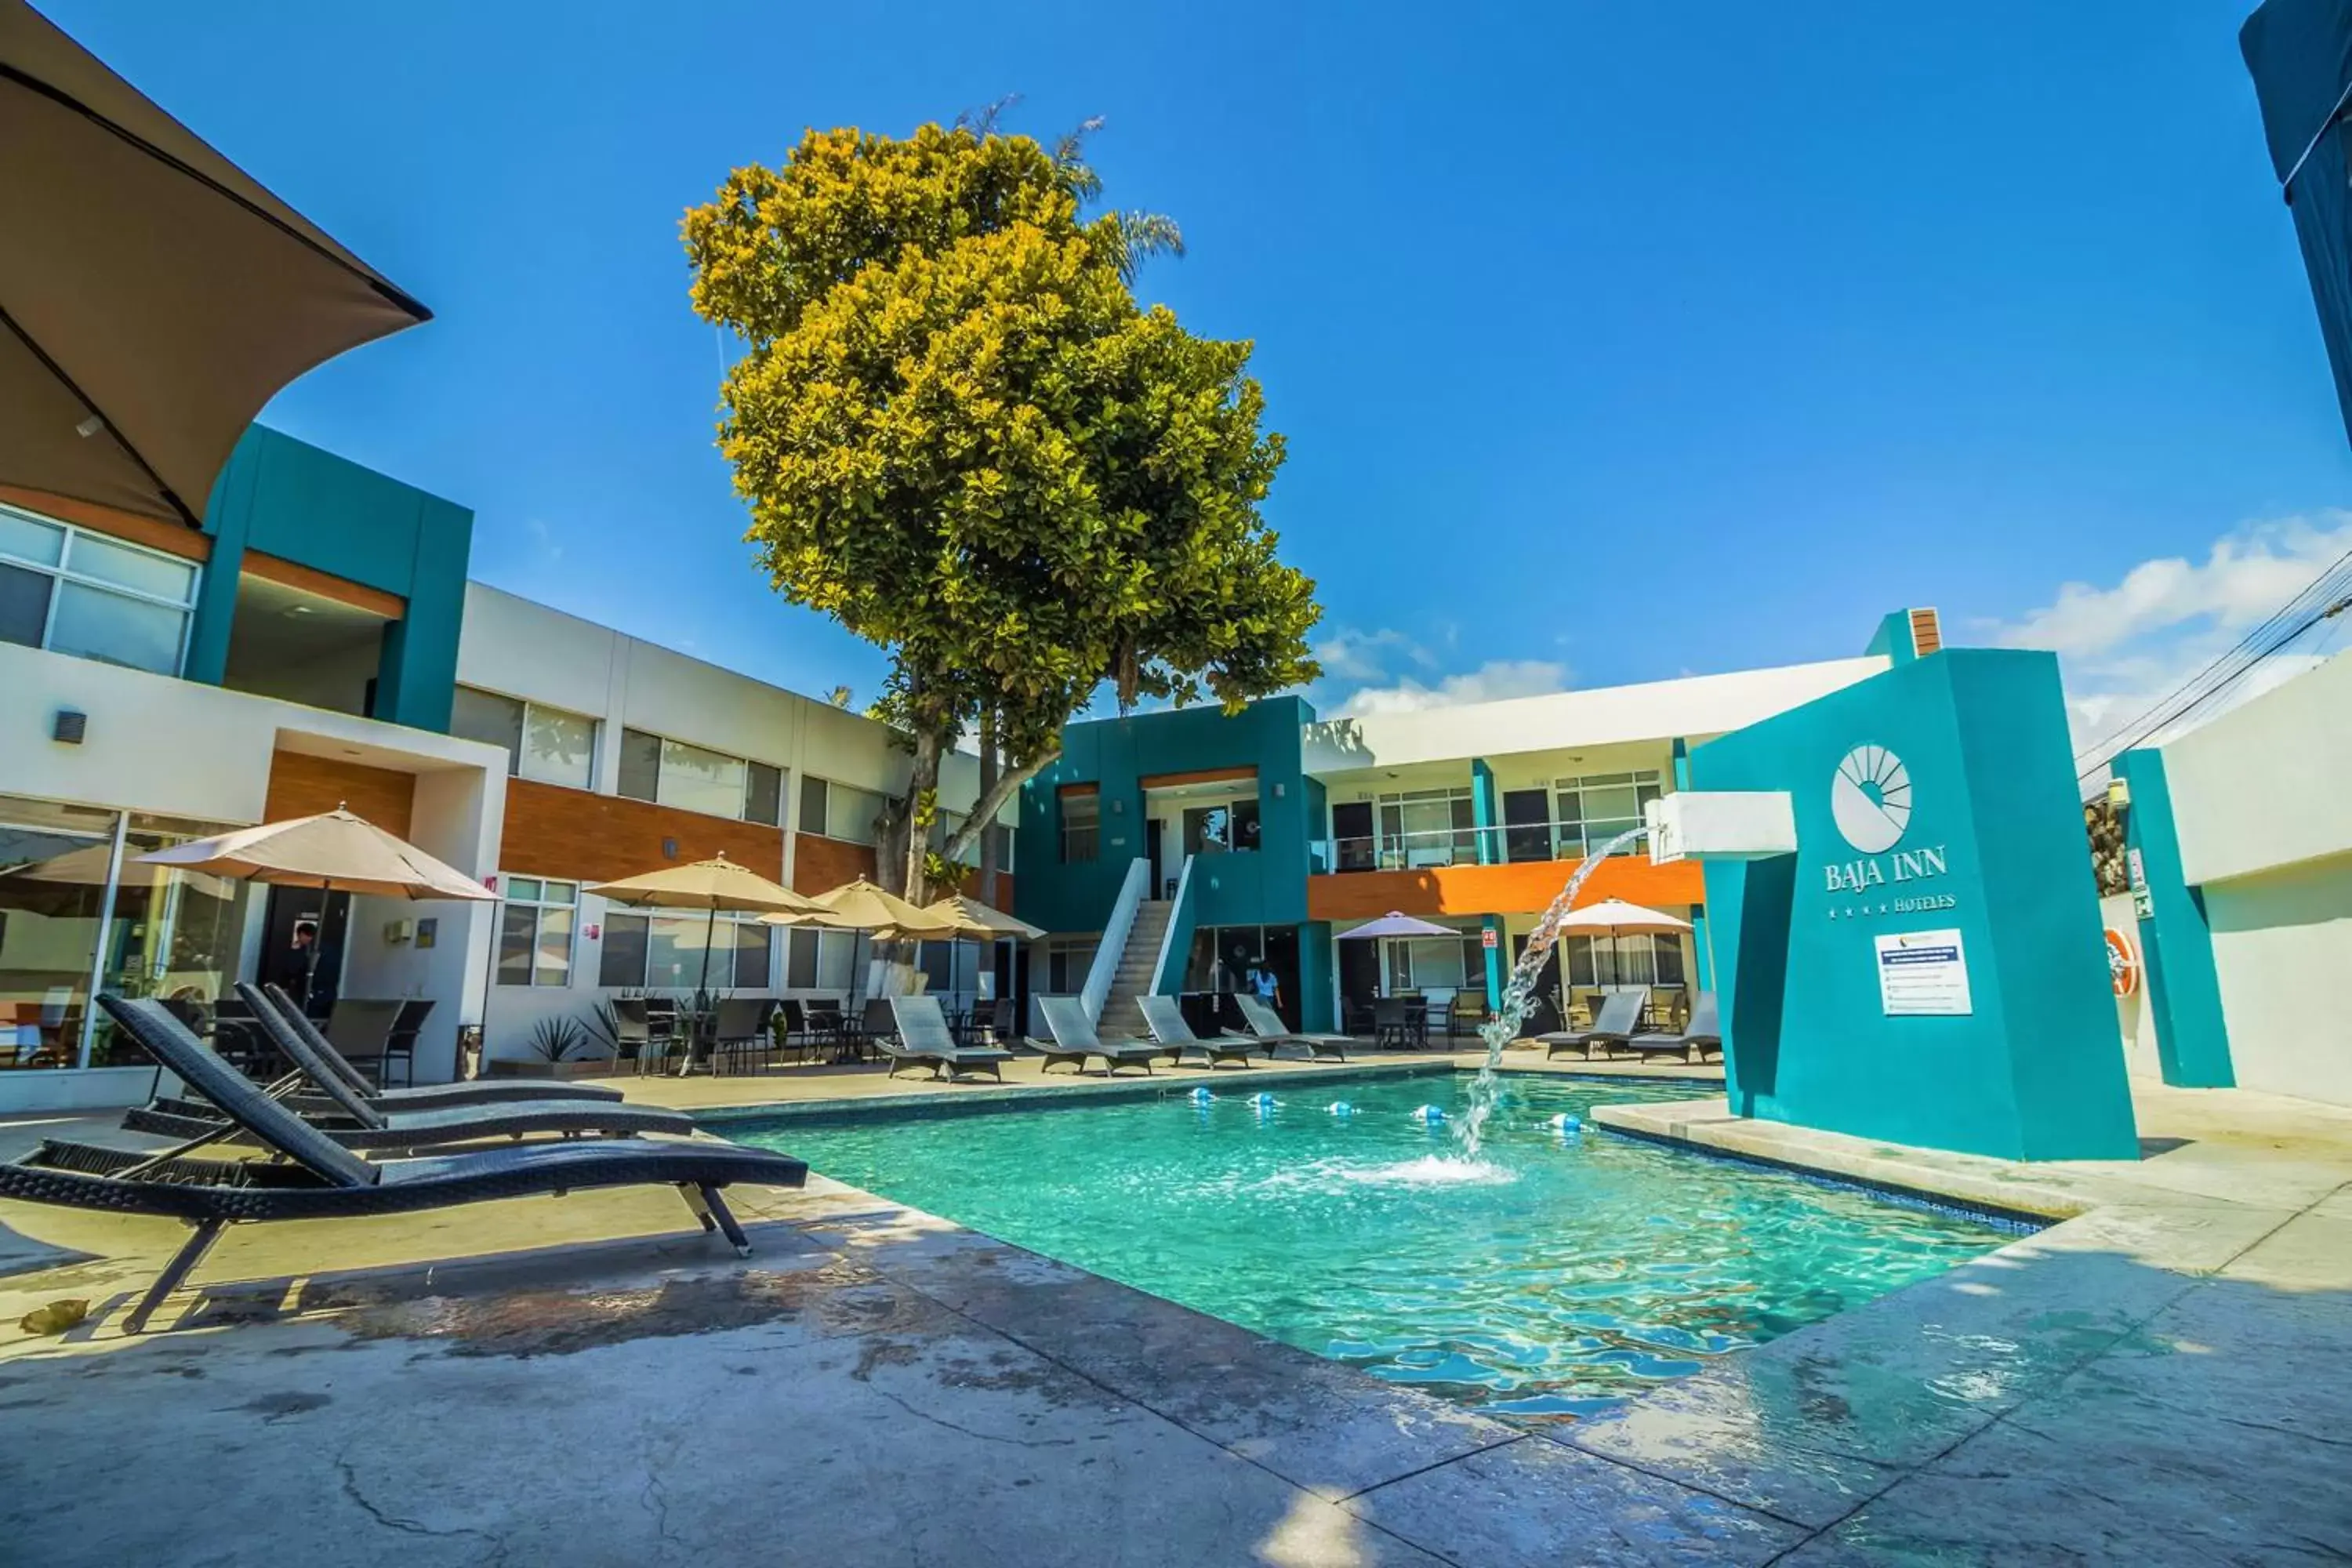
[524, 1014, 592, 1063]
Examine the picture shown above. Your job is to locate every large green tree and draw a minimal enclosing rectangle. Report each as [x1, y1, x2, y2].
[684, 121, 1320, 900]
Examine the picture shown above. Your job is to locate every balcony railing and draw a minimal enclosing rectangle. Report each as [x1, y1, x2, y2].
[1313, 817, 1650, 874]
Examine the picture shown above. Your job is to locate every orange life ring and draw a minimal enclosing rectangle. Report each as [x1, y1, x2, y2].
[2103, 927, 2140, 998]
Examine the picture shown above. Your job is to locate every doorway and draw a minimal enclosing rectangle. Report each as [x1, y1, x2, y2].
[260, 885, 350, 1013]
[1338, 940, 1381, 1032]
[1145, 817, 1165, 898]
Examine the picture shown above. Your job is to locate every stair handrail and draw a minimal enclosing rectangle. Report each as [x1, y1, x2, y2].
[1149, 854, 1197, 997]
[1079, 858, 1151, 1023]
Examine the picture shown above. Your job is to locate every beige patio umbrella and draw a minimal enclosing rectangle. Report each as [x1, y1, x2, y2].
[136, 806, 492, 1006]
[1556, 898, 1691, 990]
[921, 893, 1044, 942]
[923, 894, 1044, 1011]
[585, 854, 823, 1001]
[1, 0, 431, 526]
[764, 877, 959, 942]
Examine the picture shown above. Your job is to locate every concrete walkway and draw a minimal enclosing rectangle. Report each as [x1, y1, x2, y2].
[0, 1065, 2346, 1564]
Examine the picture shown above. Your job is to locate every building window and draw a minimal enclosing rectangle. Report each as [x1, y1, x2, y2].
[1385, 933, 1483, 993]
[1058, 788, 1100, 864]
[746, 762, 783, 827]
[1044, 937, 1098, 993]
[0, 797, 253, 1069]
[798, 776, 884, 844]
[784, 927, 862, 991]
[1181, 797, 1261, 856]
[1376, 788, 1475, 869]
[1563, 931, 1684, 989]
[452, 688, 599, 790]
[496, 876, 577, 987]
[1555, 771, 1663, 859]
[0, 505, 198, 678]
[600, 908, 772, 991]
[615, 727, 778, 824]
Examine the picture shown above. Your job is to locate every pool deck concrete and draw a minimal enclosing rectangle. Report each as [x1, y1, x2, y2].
[1, 1054, 2347, 1565]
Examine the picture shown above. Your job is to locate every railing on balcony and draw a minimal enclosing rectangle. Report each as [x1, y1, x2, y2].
[1316, 817, 1653, 873]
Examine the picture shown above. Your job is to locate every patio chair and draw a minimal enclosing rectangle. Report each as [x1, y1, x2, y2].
[379, 1000, 434, 1087]
[1136, 995, 1256, 1068]
[1618, 992, 1722, 1064]
[886, 996, 1014, 1081]
[1030, 996, 1162, 1076]
[802, 1001, 849, 1062]
[111, 985, 699, 1154]
[1539, 988, 1648, 1060]
[610, 997, 675, 1075]
[258, 984, 624, 1109]
[1370, 997, 1413, 1050]
[321, 999, 405, 1087]
[1231, 995, 1351, 1062]
[709, 998, 772, 1076]
[5, 997, 807, 1334]
[1451, 989, 1490, 1041]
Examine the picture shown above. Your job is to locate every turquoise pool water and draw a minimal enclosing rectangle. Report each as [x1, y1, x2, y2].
[733, 1073, 2018, 1420]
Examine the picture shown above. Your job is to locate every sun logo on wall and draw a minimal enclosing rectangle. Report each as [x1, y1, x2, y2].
[1831, 745, 1911, 854]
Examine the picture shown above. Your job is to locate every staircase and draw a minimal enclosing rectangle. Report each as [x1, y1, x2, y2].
[1099, 898, 1172, 1037]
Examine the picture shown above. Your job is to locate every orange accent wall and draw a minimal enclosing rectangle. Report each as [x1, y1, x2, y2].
[791, 833, 878, 894]
[1306, 856, 1707, 922]
[499, 779, 785, 884]
[243, 550, 406, 618]
[263, 752, 416, 840]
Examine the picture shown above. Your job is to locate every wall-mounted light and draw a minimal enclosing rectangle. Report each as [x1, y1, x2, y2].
[52, 710, 86, 745]
[662, 838, 680, 858]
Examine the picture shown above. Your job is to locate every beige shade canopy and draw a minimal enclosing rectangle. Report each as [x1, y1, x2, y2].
[584, 854, 822, 917]
[921, 893, 1044, 942]
[134, 808, 492, 902]
[0, 0, 430, 525]
[762, 877, 958, 940]
[1555, 898, 1692, 935]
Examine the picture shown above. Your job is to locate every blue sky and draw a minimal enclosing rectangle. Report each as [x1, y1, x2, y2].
[47, 2, 2352, 748]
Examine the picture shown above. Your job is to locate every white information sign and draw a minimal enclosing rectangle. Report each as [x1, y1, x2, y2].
[1875, 928, 1973, 1017]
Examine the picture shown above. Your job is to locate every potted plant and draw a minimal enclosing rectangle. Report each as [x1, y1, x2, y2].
[486, 1014, 612, 1080]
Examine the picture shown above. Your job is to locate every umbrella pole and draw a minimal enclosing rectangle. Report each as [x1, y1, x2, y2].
[473, 891, 502, 1081]
[300, 878, 329, 1013]
[687, 900, 717, 1076]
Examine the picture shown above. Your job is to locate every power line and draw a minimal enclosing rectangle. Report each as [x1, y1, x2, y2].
[2074, 544, 2352, 782]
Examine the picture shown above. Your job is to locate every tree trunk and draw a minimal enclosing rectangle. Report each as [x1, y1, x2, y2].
[975, 710, 1000, 907]
[938, 740, 1058, 871]
[902, 728, 942, 905]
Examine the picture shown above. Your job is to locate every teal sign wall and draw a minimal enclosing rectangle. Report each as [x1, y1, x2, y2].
[1691, 649, 2139, 1161]
[189, 426, 474, 733]
[2115, 747, 2236, 1088]
[1015, 696, 1317, 935]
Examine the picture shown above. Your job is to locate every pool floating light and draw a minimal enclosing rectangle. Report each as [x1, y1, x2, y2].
[1410, 1105, 1446, 1125]
[1189, 1087, 1215, 1105]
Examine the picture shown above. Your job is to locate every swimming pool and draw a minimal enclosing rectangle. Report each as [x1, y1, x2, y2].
[730, 1072, 2021, 1420]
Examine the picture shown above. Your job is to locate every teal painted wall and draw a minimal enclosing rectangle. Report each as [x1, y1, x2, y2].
[1864, 609, 1919, 664]
[1300, 921, 1334, 1033]
[1470, 758, 1498, 866]
[1693, 649, 2139, 1161]
[2116, 747, 2236, 1087]
[1014, 696, 1316, 935]
[190, 426, 474, 732]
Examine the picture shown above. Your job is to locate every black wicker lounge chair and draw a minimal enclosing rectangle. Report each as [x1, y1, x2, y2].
[886, 996, 1013, 1080]
[1030, 996, 1161, 1076]
[0, 998, 807, 1333]
[259, 984, 622, 1109]
[1617, 992, 1722, 1063]
[1232, 996, 1352, 1062]
[106, 985, 698, 1152]
[1538, 989, 1647, 1060]
[1136, 996, 1256, 1068]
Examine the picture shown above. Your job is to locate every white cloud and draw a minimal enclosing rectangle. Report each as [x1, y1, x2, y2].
[1331, 659, 1570, 717]
[1311, 626, 1432, 683]
[524, 517, 564, 562]
[1984, 512, 2352, 778]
